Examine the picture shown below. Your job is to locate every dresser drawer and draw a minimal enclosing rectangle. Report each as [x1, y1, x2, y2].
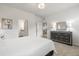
[50, 31, 72, 45]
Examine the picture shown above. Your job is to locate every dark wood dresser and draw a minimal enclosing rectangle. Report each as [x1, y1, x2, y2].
[50, 31, 72, 46]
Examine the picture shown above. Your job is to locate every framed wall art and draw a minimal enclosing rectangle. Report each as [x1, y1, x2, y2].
[1, 18, 13, 29]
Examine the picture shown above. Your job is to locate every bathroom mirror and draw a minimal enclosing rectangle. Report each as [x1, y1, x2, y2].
[56, 21, 67, 30]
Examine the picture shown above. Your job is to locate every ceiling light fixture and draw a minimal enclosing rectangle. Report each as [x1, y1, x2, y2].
[38, 3, 45, 9]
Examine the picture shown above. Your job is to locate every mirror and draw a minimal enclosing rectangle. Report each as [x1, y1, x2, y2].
[56, 21, 67, 31]
[42, 21, 47, 38]
[19, 20, 28, 37]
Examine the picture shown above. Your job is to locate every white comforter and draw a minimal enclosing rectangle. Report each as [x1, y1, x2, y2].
[0, 36, 55, 56]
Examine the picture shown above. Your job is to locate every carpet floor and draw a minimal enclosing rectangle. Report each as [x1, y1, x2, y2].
[54, 42, 79, 56]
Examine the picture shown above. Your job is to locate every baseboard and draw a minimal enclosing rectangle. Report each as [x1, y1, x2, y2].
[73, 44, 79, 47]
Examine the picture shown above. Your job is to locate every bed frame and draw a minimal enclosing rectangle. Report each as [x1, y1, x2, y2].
[45, 50, 54, 56]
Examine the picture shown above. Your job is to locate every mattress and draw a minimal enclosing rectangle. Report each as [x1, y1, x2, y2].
[0, 36, 55, 56]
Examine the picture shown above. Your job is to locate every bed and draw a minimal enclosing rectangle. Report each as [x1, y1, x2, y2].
[0, 36, 55, 56]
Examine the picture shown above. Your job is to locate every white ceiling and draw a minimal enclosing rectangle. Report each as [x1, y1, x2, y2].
[0, 3, 79, 17]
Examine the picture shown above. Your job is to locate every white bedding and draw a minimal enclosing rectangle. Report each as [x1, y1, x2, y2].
[0, 36, 55, 56]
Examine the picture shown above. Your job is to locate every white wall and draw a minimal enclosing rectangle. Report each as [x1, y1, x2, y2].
[0, 6, 42, 39]
[46, 6, 79, 46]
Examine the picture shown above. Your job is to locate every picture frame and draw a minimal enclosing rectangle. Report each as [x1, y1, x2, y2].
[1, 18, 13, 29]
